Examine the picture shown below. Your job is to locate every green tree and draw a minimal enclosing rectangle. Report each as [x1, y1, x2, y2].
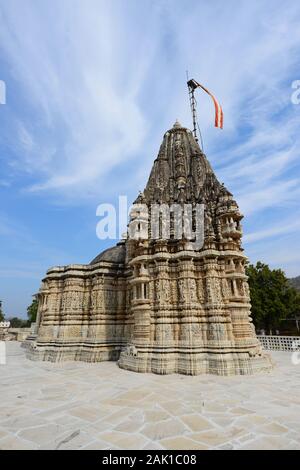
[9, 317, 28, 328]
[0, 300, 4, 322]
[246, 262, 300, 331]
[289, 275, 300, 291]
[27, 298, 38, 324]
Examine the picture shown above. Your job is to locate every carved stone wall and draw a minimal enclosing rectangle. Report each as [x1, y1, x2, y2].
[27, 262, 129, 362]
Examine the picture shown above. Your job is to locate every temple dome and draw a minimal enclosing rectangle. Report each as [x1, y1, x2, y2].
[90, 242, 126, 265]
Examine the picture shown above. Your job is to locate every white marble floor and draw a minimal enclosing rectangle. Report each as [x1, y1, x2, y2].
[0, 342, 299, 450]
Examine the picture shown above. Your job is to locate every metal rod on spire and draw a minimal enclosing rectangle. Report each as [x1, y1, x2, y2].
[187, 79, 199, 142]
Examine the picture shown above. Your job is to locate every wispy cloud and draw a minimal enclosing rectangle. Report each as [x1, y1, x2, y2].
[0, 0, 162, 197]
[244, 216, 300, 243]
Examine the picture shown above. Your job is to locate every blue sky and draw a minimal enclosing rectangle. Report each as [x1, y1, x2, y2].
[0, 0, 300, 318]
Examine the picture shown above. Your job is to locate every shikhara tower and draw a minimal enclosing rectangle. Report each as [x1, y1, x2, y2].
[26, 121, 272, 375]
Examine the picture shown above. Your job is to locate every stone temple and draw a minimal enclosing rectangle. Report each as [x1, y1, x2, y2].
[26, 121, 272, 375]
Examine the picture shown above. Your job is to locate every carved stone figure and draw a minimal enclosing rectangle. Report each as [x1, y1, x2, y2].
[123, 344, 138, 357]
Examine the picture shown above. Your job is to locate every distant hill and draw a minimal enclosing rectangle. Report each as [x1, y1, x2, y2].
[289, 276, 300, 291]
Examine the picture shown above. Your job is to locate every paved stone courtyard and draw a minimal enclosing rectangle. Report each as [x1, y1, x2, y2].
[0, 342, 299, 450]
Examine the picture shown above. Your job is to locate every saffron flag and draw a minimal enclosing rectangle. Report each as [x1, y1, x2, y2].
[188, 79, 223, 129]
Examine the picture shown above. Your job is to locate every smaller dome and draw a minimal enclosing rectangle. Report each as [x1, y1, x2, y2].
[90, 242, 126, 265]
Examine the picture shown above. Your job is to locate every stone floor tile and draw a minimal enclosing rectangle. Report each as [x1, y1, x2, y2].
[258, 422, 289, 435]
[97, 430, 130, 446]
[238, 435, 291, 450]
[0, 435, 37, 450]
[188, 430, 232, 447]
[113, 433, 149, 450]
[114, 419, 143, 433]
[202, 402, 229, 413]
[116, 389, 151, 401]
[160, 436, 209, 450]
[143, 409, 170, 423]
[41, 429, 94, 450]
[0, 429, 9, 440]
[160, 400, 193, 416]
[18, 423, 64, 445]
[180, 414, 213, 432]
[141, 418, 188, 441]
[143, 440, 165, 450]
[80, 439, 110, 450]
[102, 407, 134, 425]
[68, 405, 108, 422]
[1, 414, 48, 431]
[229, 406, 255, 415]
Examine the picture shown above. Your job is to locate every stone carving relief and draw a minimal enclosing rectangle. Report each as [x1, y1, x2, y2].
[187, 278, 198, 302]
[208, 323, 227, 341]
[178, 279, 186, 303]
[156, 324, 173, 341]
[191, 324, 202, 336]
[180, 324, 190, 340]
[197, 277, 205, 302]
[155, 279, 170, 304]
[205, 276, 222, 304]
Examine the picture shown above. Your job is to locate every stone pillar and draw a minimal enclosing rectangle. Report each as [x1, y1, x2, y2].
[129, 261, 151, 347]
